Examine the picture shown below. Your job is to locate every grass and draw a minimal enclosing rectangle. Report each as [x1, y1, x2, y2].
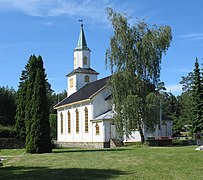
[0, 145, 203, 179]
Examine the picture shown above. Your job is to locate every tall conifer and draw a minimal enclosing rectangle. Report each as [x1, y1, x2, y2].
[25, 55, 52, 153]
[15, 59, 30, 140]
[16, 55, 52, 153]
[192, 58, 203, 133]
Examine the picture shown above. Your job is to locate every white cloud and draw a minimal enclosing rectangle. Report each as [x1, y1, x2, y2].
[0, 0, 142, 25]
[0, 0, 112, 23]
[178, 33, 203, 40]
[165, 84, 182, 95]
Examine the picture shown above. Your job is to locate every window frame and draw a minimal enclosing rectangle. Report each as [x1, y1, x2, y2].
[95, 123, 100, 135]
[76, 109, 79, 133]
[83, 56, 87, 65]
[60, 112, 63, 134]
[69, 78, 73, 88]
[85, 107, 88, 133]
[84, 75, 89, 82]
[68, 111, 71, 134]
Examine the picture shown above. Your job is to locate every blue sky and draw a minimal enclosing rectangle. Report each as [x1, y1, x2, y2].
[0, 0, 203, 95]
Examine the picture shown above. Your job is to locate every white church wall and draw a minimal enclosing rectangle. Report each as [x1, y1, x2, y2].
[57, 102, 95, 143]
[92, 87, 112, 119]
[92, 121, 104, 142]
[57, 108, 66, 142]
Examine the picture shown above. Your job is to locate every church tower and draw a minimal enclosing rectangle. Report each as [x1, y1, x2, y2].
[67, 23, 99, 97]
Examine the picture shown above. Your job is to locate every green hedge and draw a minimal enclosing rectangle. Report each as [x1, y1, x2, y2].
[172, 139, 196, 146]
[0, 125, 17, 137]
[49, 114, 57, 139]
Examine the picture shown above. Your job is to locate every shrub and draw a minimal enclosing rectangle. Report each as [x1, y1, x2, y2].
[0, 125, 17, 137]
[49, 114, 57, 139]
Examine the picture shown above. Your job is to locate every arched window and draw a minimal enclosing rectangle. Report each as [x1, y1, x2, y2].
[84, 75, 89, 82]
[85, 107, 88, 133]
[68, 111, 71, 134]
[76, 109, 79, 133]
[95, 123, 99, 135]
[69, 78, 73, 88]
[60, 112, 63, 134]
[83, 56, 87, 65]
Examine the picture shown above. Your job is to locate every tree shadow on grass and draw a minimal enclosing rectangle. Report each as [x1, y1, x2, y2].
[53, 148, 131, 154]
[0, 166, 126, 180]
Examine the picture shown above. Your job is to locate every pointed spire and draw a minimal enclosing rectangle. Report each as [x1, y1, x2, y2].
[75, 22, 90, 50]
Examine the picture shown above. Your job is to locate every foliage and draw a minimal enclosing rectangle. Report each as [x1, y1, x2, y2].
[15, 70, 28, 141]
[46, 82, 56, 114]
[179, 92, 194, 122]
[105, 8, 172, 142]
[191, 58, 203, 133]
[0, 125, 17, 138]
[177, 58, 203, 136]
[0, 87, 16, 126]
[49, 114, 57, 139]
[15, 55, 52, 153]
[159, 93, 181, 135]
[49, 91, 67, 114]
[145, 93, 160, 132]
[176, 71, 195, 135]
[180, 72, 194, 93]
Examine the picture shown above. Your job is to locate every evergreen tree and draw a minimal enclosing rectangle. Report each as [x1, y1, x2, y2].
[49, 114, 57, 139]
[0, 86, 16, 126]
[162, 93, 181, 136]
[25, 55, 52, 153]
[176, 71, 195, 134]
[105, 8, 172, 142]
[180, 72, 194, 93]
[15, 55, 52, 153]
[191, 58, 203, 133]
[15, 69, 28, 140]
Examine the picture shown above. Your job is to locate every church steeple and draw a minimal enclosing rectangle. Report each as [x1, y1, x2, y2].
[73, 23, 91, 69]
[75, 24, 89, 51]
[67, 22, 99, 97]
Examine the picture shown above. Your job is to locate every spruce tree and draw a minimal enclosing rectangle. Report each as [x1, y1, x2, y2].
[0, 87, 16, 126]
[25, 55, 38, 151]
[15, 82, 27, 140]
[191, 58, 203, 133]
[15, 62, 29, 140]
[25, 55, 52, 153]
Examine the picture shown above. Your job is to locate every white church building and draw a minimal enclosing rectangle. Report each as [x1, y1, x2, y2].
[54, 24, 172, 148]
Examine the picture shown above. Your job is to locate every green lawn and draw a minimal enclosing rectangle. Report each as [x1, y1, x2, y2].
[0, 145, 202, 179]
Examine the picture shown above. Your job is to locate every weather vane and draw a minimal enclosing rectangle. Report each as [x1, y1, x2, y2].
[79, 19, 83, 27]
